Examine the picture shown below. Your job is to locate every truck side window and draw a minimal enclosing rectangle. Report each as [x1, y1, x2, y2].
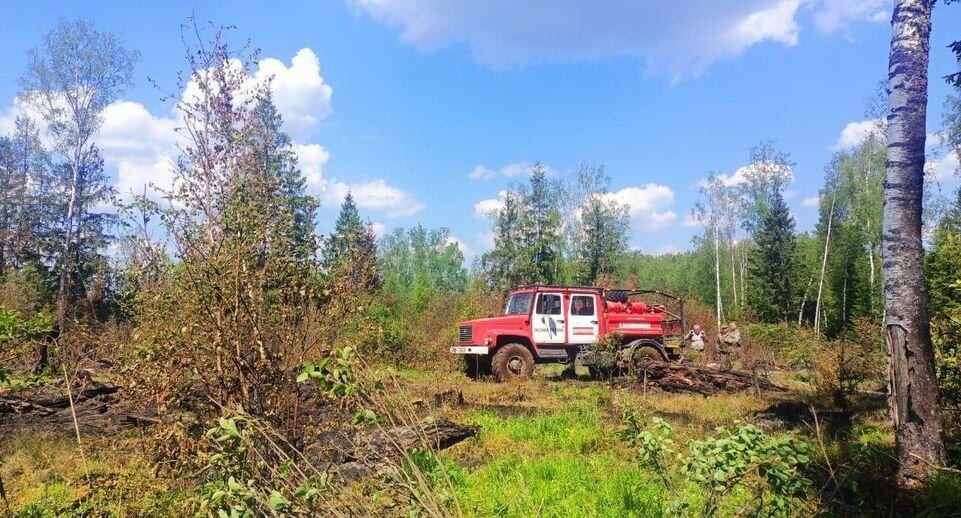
[536, 294, 562, 315]
[570, 295, 595, 316]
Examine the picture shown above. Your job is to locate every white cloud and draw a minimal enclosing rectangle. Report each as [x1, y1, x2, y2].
[643, 210, 679, 232]
[253, 48, 333, 140]
[652, 243, 682, 256]
[352, 0, 882, 77]
[370, 221, 387, 237]
[323, 178, 425, 217]
[468, 161, 534, 180]
[292, 143, 332, 191]
[99, 101, 181, 199]
[1, 48, 422, 218]
[477, 231, 496, 250]
[700, 160, 794, 189]
[927, 151, 960, 182]
[603, 184, 677, 231]
[833, 118, 885, 150]
[473, 190, 508, 219]
[443, 236, 473, 258]
[812, 0, 889, 34]
[605, 184, 675, 215]
[683, 213, 703, 228]
[801, 196, 820, 207]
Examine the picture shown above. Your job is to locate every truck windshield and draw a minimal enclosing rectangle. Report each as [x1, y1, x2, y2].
[504, 293, 533, 315]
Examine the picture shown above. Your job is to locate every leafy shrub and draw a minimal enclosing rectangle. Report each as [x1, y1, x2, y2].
[619, 412, 814, 517]
[745, 322, 814, 368]
[194, 415, 329, 517]
[0, 308, 52, 380]
[813, 317, 885, 409]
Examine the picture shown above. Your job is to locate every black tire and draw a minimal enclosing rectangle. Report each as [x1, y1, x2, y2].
[464, 355, 491, 379]
[605, 290, 630, 303]
[491, 343, 535, 382]
[630, 346, 664, 372]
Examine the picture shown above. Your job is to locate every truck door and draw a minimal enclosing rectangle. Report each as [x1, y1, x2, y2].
[567, 294, 599, 344]
[532, 292, 565, 344]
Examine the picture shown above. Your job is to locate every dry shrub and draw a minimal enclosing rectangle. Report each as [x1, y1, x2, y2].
[813, 317, 885, 409]
[0, 268, 46, 318]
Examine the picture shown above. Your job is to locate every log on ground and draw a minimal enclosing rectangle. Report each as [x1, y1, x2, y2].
[621, 363, 786, 395]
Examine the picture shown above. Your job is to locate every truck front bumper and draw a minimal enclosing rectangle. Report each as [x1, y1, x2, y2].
[450, 346, 490, 355]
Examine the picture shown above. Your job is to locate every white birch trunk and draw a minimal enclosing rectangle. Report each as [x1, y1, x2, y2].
[882, 0, 944, 487]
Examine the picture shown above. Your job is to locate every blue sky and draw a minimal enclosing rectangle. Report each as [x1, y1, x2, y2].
[1, 1, 959, 260]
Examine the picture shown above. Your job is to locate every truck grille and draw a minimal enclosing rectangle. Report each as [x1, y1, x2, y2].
[459, 325, 473, 343]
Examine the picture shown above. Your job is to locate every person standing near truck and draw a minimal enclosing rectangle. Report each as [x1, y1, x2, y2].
[685, 324, 706, 351]
[716, 322, 741, 369]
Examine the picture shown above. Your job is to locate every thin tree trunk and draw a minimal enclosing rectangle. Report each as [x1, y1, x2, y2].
[814, 189, 837, 337]
[730, 238, 738, 312]
[883, 0, 944, 488]
[714, 224, 722, 332]
[798, 272, 815, 327]
[56, 154, 81, 330]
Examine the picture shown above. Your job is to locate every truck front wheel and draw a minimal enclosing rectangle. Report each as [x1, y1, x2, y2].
[491, 343, 535, 382]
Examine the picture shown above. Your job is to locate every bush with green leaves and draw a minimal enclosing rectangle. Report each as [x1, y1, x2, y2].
[195, 415, 328, 517]
[297, 346, 360, 399]
[619, 411, 813, 517]
[0, 307, 52, 382]
[745, 322, 813, 368]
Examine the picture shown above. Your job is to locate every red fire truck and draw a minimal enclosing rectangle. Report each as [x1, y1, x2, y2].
[451, 285, 685, 381]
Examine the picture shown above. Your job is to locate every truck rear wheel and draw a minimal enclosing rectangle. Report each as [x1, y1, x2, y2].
[631, 347, 664, 373]
[491, 343, 535, 382]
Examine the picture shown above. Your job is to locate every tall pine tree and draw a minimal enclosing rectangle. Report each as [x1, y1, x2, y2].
[481, 162, 564, 289]
[747, 190, 796, 323]
[575, 193, 629, 285]
[322, 193, 379, 291]
[523, 162, 564, 284]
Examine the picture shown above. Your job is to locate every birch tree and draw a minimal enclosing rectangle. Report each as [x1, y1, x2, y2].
[882, 0, 944, 487]
[19, 20, 138, 329]
[694, 174, 731, 333]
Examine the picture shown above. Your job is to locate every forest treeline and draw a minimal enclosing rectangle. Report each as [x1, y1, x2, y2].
[0, 8, 960, 514]
[2, 18, 961, 414]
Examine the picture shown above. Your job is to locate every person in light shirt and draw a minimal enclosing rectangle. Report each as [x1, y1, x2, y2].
[685, 324, 706, 351]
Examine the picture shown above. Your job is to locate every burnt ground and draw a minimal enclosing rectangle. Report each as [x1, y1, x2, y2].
[0, 365, 477, 482]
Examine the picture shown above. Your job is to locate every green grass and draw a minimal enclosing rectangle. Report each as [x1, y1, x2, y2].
[429, 398, 664, 517]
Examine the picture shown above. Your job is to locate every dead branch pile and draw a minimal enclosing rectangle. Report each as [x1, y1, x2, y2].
[622, 363, 786, 395]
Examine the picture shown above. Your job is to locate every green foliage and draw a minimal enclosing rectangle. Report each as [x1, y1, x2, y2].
[747, 190, 796, 323]
[380, 225, 467, 312]
[297, 346, 360, 399]
[813, 138, 885, 336]
[482, 162, 565, 289]
[195, 416, 329, 517]
[927, 206, 961, 419]
[574, 187, 629, 285]
[453, 402, 663, 517]
[745, 323, 812, 368]
[322, 193, 380, 291]
[616, 251, 705, 299]
[0, 308, 52, 381]
[619, 415, 813, 517]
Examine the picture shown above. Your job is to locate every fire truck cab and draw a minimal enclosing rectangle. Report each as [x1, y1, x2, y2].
[451, 285, 685, 381]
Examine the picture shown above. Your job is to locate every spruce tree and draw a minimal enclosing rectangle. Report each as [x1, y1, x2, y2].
[521, 162, 564, 284]
[323, 193, 379, 291]
[481, 191, 525, 290]
[247, 95, 318, 265]
[747, 190, 796, 323]
[575, 194, 629, 285]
